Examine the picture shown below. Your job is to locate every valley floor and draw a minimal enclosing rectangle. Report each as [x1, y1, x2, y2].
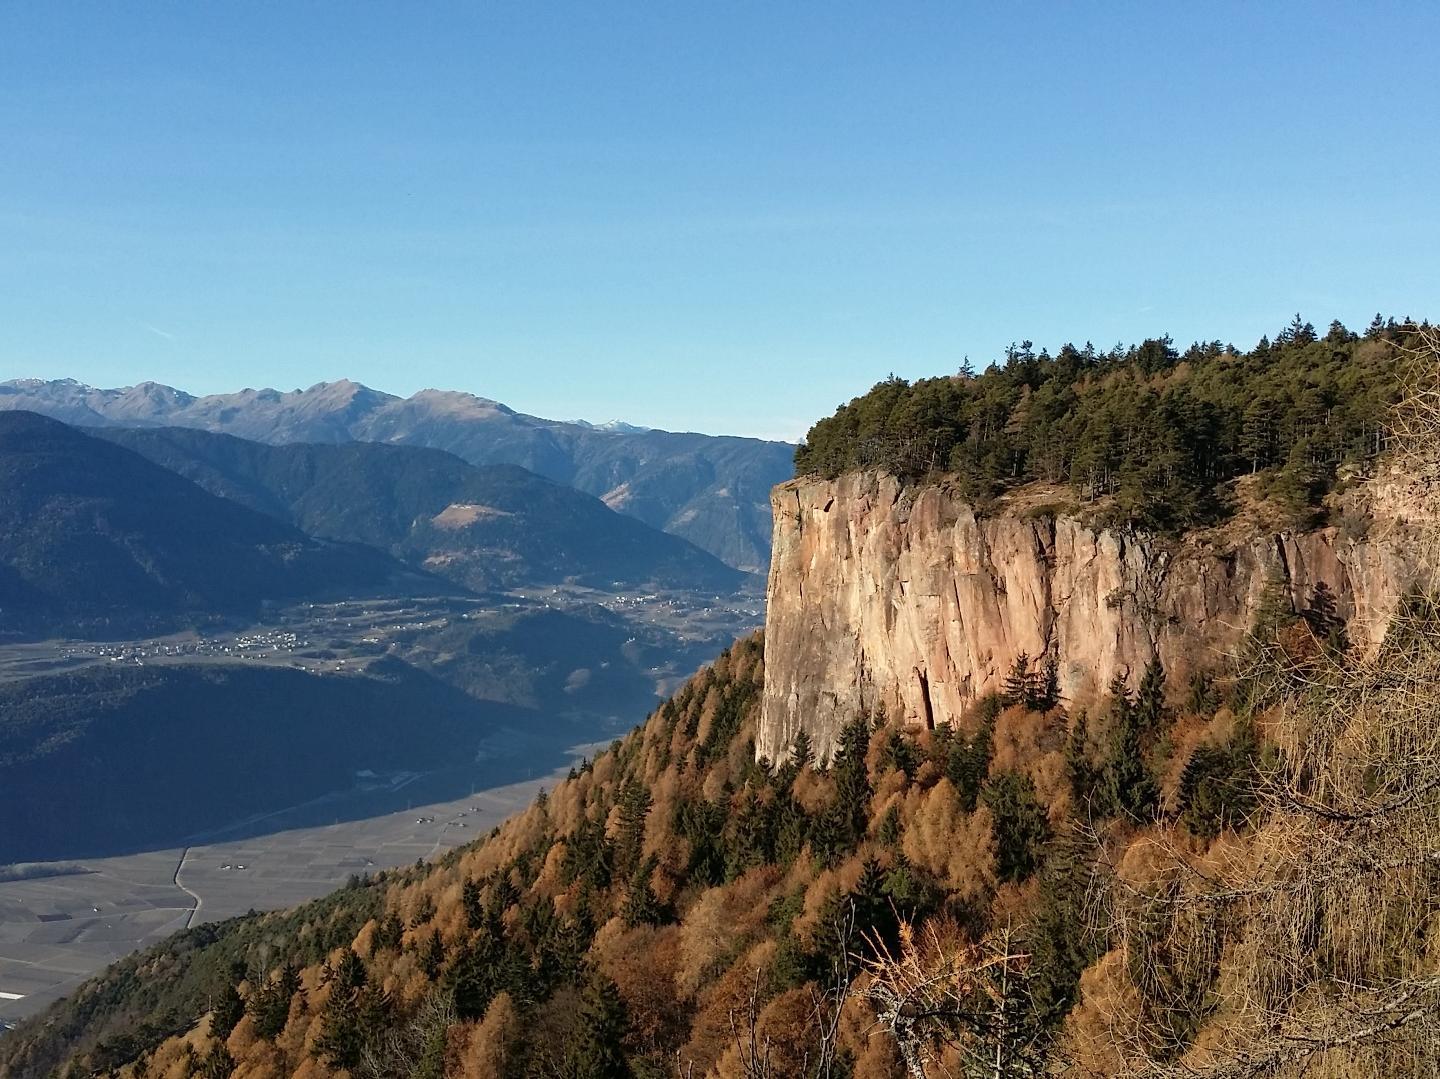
[0, 743, 602, 1026]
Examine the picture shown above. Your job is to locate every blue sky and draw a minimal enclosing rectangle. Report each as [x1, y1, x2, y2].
[2, 3, 1437, 441]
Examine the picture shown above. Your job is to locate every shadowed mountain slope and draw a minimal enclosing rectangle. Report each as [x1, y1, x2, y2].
[92, 426, 748, 594]
[0, 412, 425, 636]
[0, 658, 527, 863]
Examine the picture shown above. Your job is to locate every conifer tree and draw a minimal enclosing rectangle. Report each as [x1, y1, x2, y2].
[832, 714, 873, 846]
[947, 711, 996, 812]
[1001, 652, 1035, 707]
[317, 956, 370, 1071]
[851, 856, 899, 955]
[621, 855, 662, 928]
[562, 971, 632, 1079]
[984, 771, 1051, 883]
[1031, 657, 1061, 711]
[1252, 569, 1296, 642]
[419, 929, 446, 979]
[877, 803, 902, 847]
[196, 1044, 234, 1079]
[462, 875, 484, 930]
[449, 940, 491, 1022]
[808, 889, 857, 985]
[1097, 674, 1158, 819]
[374, 911, 405, 952]
[613, 777, 652, 879]
[1064, 709, 1095, 804]
[774, 794, 809, 867]
[791, 728, 813, 769]
[1186, 671, 1220, 714]
[1027, 830, 1106, 1030]
[882, 729, 919, 779]
[249, 963, 301, 1040]
[1134, 657, 1167, 735]
[209, 970, 246, 1042]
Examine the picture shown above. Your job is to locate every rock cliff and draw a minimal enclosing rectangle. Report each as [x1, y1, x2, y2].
[757, 470, 1434, 763]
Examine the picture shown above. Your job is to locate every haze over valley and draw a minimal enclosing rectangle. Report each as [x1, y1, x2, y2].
[0, 402, 764, 1020]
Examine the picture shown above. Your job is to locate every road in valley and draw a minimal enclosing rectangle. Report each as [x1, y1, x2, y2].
[0, 745, 600, 1024]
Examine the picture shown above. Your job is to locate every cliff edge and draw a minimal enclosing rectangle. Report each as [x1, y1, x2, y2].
[757, 470, 1432, 762]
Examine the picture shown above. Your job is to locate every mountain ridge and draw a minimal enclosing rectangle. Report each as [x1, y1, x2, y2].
[0, 378, 795, 572]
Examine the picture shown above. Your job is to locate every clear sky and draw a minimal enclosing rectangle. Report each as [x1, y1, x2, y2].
[2, 3, 1436, 441]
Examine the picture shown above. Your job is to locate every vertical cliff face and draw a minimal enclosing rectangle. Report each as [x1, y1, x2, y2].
[757, 471, 1429, 763]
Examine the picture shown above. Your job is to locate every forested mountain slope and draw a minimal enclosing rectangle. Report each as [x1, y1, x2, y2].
[7, 574, 1436, 1078]
[0, 413, 423, 636]
[0, 380, 793, 573]
[91, 427, 747, 594]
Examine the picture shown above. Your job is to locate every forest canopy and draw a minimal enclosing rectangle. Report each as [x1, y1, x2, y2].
[795, 315, 1420, 531]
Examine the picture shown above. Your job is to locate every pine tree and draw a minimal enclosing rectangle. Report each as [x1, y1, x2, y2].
[1001, 652, 1035, 707]
[196, 1044, 234, 1079]
[774, 794, 809, 867]
[1178, 720, 1261, 839]
[851, 856, 899, 955]
[808, 890, 857, 985]
[562, 814, 614, 891]
[1097, 675, 1158, 820]
[249, 963, 301, 1040]
[449, 940, 491, 1022]
[832, 714, 873, 847]
[562, 971, 633, 1079]
[1240, 398, 1276, 472]
[1134, 658, 1166, 735]
[419, 929, 446, 979]
[1186, 671, 1220, 714]
[1064, 709, 1095, 805]
[613, 777, 652, 879]
[488, 872, 521, 927]
[621, 855, 663, 928]
[1031, 658, 1061, 711]
[726, 789, 769, 877]
[1303, 581, 1348, 651]
[984, 772, 1051, 883]
[877, 803, 902, 846]
[1027, 830, 1105, 1029]
[462, 876, 484, 930]
[317, 965, 369, 1070]
[882, 851, 938, 924]
[1252, 569, 1296, 642]
[882, 729, 919, 779]
[414, 1010, 449, 1079]
[210, 979, 245, 1041]
[947, 713, 995, 813]
[791, 729, 813, 769]
[374, 911, 405, 952]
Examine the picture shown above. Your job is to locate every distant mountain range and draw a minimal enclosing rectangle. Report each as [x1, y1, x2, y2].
[0, 411, 425, 635]
[94, 426, 746, 595]
[0, 410, 746, 859]
[0, 378, 795, 571]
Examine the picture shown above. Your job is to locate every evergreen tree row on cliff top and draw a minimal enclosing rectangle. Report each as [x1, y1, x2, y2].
[794, 314, 1419, 531]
